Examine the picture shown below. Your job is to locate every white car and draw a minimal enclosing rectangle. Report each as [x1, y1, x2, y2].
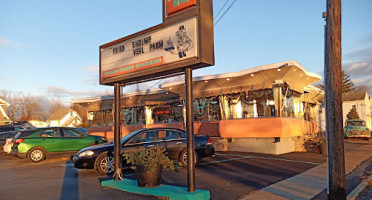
[3, 138, 13, 154]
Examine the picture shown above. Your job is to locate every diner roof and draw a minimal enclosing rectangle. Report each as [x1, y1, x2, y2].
[161, 60, 322, 99]
[72, 88, 180, 108]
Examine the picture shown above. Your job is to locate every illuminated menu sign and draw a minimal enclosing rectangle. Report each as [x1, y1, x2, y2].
[100, 17, 198, 79]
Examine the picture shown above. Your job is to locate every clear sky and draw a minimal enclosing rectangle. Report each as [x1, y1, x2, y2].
[1, 0, 371, 104]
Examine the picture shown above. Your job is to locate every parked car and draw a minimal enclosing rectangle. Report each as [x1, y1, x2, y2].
[0, 131, 17, 153]
[73, 128, 215, 174]
[0, 126, 23, 133]
[4, 129, 39, 154]
[344, 119, 371, 140]
[11, 127, 107, 162]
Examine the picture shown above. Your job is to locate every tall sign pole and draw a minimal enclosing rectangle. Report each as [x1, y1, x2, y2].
[99, 1, 214, 191]
[185, 67, 195, 192]
[113, 83, 122, 181]
[324, 0, 346, 199]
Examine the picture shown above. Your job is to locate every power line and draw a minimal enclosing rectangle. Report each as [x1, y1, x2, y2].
[214, 0, 230, 20]
[214, 0, 238, 27]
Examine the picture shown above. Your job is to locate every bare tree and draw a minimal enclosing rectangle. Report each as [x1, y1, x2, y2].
[49, 99, 66, 115]
[0, 90, 49, 121]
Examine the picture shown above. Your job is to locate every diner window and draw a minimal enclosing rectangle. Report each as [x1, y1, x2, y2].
[91, 110, 113, 127]
[193, 97, 220, 121]
[282, 96, 295, 117]
[225, 90, 274, 119]
[152, 104, 182, 124]
[121, 107, 145, 125]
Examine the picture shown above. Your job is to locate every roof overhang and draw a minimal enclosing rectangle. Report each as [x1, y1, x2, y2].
[71, 88, 180, 109]
[0, 98, 10, 107]
[161, 60, 321, 99]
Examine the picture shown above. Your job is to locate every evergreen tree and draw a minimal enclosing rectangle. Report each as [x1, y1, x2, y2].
[318, 70, 356, 93]
[346, 107, 360, 119]
[341, 70, 355, 93]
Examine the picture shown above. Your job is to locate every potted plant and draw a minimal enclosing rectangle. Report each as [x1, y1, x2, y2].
[122, 146, 175, 187]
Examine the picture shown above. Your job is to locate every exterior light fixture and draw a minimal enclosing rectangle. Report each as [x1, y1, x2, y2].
[293, 69, 297, 72]
[169, 87, 172, 90]
[226, 78, 230, 81]
[277, 69, 281, 71]
[251, 74, 254, 77]
[204, 80, 208, 83]
[166, 92, 169, 94]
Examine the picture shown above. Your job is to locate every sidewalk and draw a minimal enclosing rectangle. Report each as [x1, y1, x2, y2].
[240, 143, 372, 200]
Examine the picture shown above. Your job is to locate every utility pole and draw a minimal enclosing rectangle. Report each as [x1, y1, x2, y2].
[324, 0, 346, 199]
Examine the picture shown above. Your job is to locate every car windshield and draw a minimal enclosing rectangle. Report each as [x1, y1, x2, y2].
[347, 121, 365, 126]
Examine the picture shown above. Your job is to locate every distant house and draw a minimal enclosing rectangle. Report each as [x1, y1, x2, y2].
[47, 108, 82, 127]
[0, 98, 12, 125]
[29, 120, 48, 128]
[342, 91, 372, 129]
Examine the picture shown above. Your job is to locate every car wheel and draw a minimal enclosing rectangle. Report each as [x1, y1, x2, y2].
[179, 149, 198, 167]
[27, 147, 46, 163]
[95, 153, 114, 175]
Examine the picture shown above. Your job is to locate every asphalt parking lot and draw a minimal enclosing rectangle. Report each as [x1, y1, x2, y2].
[0, 149, 327, 200]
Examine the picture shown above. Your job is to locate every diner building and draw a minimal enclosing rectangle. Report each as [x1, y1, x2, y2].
[72, 60, 323, 154]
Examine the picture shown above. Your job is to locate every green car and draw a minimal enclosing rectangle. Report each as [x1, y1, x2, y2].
[344, 119, 371, 140]
[11, 127, 107, 162]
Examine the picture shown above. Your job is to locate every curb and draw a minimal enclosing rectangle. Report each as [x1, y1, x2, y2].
[347, 174, 372, 200]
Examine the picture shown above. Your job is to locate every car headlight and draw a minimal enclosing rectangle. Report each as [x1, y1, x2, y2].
[78, 150, 94, 157]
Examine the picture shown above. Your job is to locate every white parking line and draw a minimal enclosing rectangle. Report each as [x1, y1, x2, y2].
[198, 153, 321, 166]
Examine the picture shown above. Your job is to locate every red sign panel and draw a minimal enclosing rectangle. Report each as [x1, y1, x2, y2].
[166, 0, 197, 16]
[102, 57, 164, 78]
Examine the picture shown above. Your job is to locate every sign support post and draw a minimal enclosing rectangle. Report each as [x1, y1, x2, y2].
[185, 67, 195, 192]
[113, 83, 123, 181]
[99, 1, 214, 190]
[324, 0, 346, 199]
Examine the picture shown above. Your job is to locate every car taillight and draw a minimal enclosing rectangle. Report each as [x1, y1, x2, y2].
[14, 139, 24, 144]
[207, 137, 212, 144]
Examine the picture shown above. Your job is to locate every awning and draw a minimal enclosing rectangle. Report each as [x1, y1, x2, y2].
[73, 88, 180, 111]
[161, 60, 322, 99]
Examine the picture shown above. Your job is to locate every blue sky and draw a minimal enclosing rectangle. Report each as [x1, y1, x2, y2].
[1, 0, 371, 104]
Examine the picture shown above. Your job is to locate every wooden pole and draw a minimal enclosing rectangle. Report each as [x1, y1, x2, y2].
[113, 83, 123, 181]
[185, 67, 195, 192]
[325, 0, 346, 199]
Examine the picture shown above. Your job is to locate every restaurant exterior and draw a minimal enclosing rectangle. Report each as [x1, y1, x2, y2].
[72, 60, 323, 154]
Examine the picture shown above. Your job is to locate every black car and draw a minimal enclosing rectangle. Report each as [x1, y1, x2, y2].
[73, 128, 215, 174]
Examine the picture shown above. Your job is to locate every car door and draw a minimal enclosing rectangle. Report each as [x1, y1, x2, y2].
[123, 130, 157, 153]
[157, 129, 184, 160]
[38, 128, 65, 152]
[61, 128, 89, 151]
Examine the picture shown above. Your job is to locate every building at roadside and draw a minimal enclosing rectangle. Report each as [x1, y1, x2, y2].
[73, 60, 323, 154]
[29, 120, 49, 128]
[0, 98, 12, 126]
[342, 91, 372, 129]
[47, 108, 82, 127]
